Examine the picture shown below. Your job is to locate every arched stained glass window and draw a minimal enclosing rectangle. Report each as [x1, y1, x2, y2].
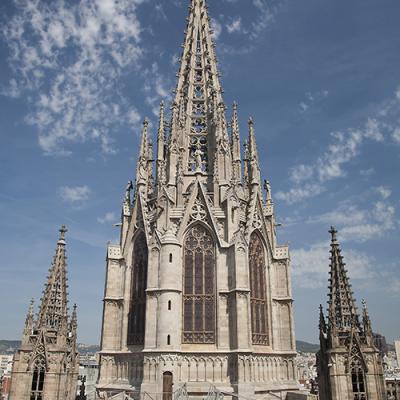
[30, 358, 45, 400]
[249, 231, 269, 345]
[127, 232, 148, 345]
[183, 224, 215, 344]
[351, 359, 367, 400]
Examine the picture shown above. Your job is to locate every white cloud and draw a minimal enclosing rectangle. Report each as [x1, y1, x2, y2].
[360, 168, 375, 177]
[307, 200, 396, 243]
[299, 90, 329, 113]
[211, 18, 222, 40]
[275, 183, 325, 205]
[59, 185, 92, 203]
[226, 17, 242, 34]
[143, 63, 172, 116]
[392, 127, 400, 143]
[97, 212, 117, 224]
[1, 0, 145, 155]
[291, 241, 375, 289]
[277, 116, 391, 204]
[250, 0, 277, 40]
[377, 186, 392, 199]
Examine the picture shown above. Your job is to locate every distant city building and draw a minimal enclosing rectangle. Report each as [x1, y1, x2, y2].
[8, 227, 79, 400]
[317, 228, 386, 400]
[395, 341, 400, 367]
[0, 355, 13, 378]
[373, 333, 388, 357]
[1, 375, 12, 400]
[77, 354, 98, 400]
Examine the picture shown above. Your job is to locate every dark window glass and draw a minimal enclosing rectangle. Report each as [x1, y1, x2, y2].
[127, 232, 148, 345]
[249, 232, 269, 345]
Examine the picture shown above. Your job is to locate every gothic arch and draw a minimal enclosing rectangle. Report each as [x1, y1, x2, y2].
[182, 223, 216, 344]
[127, 231, 148, 345]
[249, 230, 269, 345]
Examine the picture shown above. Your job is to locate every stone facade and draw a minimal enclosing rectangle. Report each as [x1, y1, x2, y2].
[9, 227, 79, 400]
[317, 228, 386, 400]
[97, 0, 298, 399]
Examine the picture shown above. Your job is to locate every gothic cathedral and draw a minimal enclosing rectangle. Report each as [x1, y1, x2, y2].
[317, 228, 386, 400]
[9, 227, 79, 400]
[97, 0, 297, 399]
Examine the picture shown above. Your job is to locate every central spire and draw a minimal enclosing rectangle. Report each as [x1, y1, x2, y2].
[170, 0, 227, 178]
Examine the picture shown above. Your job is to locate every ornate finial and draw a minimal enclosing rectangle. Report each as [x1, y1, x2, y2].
[248, 117, 254, 127]
[329, 226, 338, 243]
[143, 118, 149, 128]
[58, 225, 67, 244]
[362, 299, 367, 309]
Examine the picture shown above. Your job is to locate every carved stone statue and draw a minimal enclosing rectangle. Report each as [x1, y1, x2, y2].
[125, 180, 133, 202]
[194, 147, 203, 172]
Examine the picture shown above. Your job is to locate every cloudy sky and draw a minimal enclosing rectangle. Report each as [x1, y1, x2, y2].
[0, 0, 399, 345]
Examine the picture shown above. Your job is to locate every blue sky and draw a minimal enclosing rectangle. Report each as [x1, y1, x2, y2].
[0, 0, 399, 345]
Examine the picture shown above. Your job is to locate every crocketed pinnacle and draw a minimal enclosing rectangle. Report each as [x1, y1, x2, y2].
[247, 118, 261, 185]
[37, 226, 69, 331]
[362, 299, 372, 336]
[231, 102, 242, 183]
[328, 227, 360, 331]
[136, 119, 151, 187]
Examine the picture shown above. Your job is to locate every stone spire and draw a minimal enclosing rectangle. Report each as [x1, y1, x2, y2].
[174, 0, 223, 115]
[70, 303, 78, 338]
[166, 0, 230, 184]
[247, 118, 261, 186]
[328, 227, 360, 332]
[37, 226, 69, 332]
[362, 299, 373, 338]
[319, 304, 327, 336]
[22, 299, 35, 344]
[231, 102, 242, 184]
[136, 119, 151, 190]
[156, 101, 167, 189]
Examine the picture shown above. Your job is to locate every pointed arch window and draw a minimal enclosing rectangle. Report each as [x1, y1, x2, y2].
[351, 359, 367, 400]
[30, 358, 45, 400]
[183, 224, 215, 344]
[127, 232, 148, 345]
[249, 231, 269, 345]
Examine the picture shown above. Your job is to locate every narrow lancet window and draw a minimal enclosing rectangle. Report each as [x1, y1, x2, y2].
[351, 359, 367, 400]
[30, 358, 45, 400]
[127, 232, 148, 345]
[183, 224, 215, 343]
[249, 231, 269, 345]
